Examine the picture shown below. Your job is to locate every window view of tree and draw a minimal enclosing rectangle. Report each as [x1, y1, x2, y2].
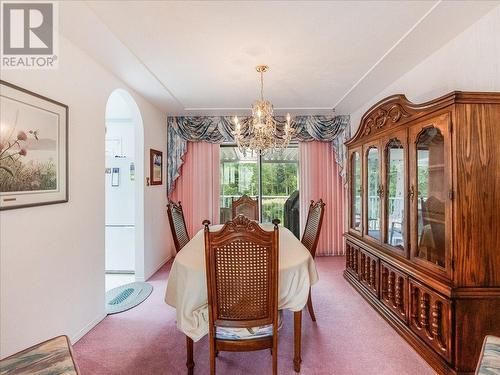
[220, 162, 258, 198]
[220, 146, 299, 232]
[261, 149, 299, 224]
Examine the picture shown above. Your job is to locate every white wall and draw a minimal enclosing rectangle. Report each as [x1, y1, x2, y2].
[0, 35, 171, 358]
[349, 5, 500, 132]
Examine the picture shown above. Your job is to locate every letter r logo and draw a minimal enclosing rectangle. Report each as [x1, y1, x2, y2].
[2, 3, 53, 55]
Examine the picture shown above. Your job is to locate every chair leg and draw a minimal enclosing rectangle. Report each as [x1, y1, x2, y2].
[294, 310, 302, 372]
[209, 339, 216, 375]
[186, 336, 194, 375]
[272, 348, 278, 374]
[271, 329, 278, 375]
[307, 290, 317, 322]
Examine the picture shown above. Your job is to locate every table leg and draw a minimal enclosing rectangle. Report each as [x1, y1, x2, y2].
[294, 310, 302, 372]
[186, 336, 194, 375]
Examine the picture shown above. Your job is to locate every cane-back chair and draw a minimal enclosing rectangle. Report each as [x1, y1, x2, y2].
[231, 194, 259, 221]
[301, 199, 326, 321]
[203, 215, 280, 375]
[167, 200, 190, 253]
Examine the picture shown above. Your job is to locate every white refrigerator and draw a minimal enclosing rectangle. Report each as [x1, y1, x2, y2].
[105, 156, 135, 272]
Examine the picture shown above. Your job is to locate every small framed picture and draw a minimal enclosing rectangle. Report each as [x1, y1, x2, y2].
[149, 149, 163, 186]
[0, 80, 69, 210]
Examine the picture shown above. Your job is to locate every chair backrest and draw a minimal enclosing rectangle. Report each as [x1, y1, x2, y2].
[232, 194, 259, 221]
[203, 215, 279, 330]
[301, 199, 326, 258]
[219, 207, 232, 225]
[167, 200, 190, 253]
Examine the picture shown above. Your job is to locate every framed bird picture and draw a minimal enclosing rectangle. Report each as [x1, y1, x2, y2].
[0, 81, 68, 210]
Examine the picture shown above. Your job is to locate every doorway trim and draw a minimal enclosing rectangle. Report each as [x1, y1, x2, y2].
[105, 89, 145, 281]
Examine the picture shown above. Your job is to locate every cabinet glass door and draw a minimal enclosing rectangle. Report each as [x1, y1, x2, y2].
[410, 114, 451, 274]
[385, 138, 406, 251]
[350, 151, 362, 232]
[366, 146, 381, 240]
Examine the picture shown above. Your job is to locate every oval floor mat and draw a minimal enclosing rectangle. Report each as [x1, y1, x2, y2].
[105, 282, 153, 314]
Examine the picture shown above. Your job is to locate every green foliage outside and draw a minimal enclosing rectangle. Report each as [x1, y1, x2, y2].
[261, 162, 298, 196]
[220, 162, 258, 197]
[367, 157, 379, 196]
[388, 163, 429, 198]
[417, 166, 429, 198]
[388, 164, 399, 198]
[368, 156, 429, 199]
[220, 160, 299, 223]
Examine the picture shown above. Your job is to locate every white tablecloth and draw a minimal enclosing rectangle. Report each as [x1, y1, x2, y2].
[165, 224, 319, 342]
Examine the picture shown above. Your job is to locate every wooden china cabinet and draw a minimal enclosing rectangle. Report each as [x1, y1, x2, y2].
[344, 92, 500, 375]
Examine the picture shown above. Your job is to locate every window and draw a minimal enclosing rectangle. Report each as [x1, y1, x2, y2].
[220, 145, 300, 236]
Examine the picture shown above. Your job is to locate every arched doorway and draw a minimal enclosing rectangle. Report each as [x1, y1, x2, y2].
[104, 89, 145, 291]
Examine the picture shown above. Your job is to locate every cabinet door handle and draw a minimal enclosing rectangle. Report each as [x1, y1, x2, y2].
[409, 185, 415, 201]
[379, 184, 384, 198]
[377, 185, 383, 197]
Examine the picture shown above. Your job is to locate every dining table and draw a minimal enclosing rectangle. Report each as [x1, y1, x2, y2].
[165, 222, 319, 373]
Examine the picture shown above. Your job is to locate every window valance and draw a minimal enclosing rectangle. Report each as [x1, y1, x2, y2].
[167, 115, 350, 194]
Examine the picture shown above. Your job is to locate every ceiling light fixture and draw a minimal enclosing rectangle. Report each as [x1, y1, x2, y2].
[232, 65, 295, 154]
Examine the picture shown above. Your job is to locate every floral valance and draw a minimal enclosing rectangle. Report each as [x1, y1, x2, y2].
[167, 115, 350, 194]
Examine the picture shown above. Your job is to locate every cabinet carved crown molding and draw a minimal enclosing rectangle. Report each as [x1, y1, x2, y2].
[363, 102, 411, 136]
[345, 91, 500, 147]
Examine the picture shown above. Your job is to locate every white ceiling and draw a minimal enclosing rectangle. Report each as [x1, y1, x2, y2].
[60, 1, 498, 115]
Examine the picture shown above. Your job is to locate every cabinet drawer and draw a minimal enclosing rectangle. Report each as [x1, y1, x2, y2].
[380, 262, 408, 323]
[358, 248, 379, 297]
[409, 279, 452, 363]
[345, 241, 359, 277]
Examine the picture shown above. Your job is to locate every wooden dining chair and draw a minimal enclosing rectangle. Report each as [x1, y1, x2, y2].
[301, 199, 326, 321]
[231, 194, 259, 221]
[203, 215, 280, 375]
[167, 200, 190, 253]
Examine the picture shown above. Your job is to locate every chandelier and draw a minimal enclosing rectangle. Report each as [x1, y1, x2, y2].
[232, 65, 295, 154]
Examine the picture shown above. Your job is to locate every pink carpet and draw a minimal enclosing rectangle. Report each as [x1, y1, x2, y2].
[74, 257, 436, 374]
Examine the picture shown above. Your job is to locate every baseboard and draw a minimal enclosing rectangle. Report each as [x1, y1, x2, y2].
[138, 255, 172, 282]
[68, 255, 171, 344]
[70, 311, 107, 344]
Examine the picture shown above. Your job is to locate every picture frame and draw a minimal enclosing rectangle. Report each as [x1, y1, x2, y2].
[0, 80, 69, 210]
[149, 149, 163, 186]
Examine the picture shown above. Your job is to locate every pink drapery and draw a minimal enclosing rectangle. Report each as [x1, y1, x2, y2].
[170, 142, 220, 238]
[299, 141, 345, 256]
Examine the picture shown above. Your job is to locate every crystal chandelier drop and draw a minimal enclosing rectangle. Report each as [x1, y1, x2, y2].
[232, 65, 295, 154]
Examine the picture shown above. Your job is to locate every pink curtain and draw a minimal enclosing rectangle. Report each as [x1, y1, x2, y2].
[299, 141, 345, 256]
[170, 141, 220, 238]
